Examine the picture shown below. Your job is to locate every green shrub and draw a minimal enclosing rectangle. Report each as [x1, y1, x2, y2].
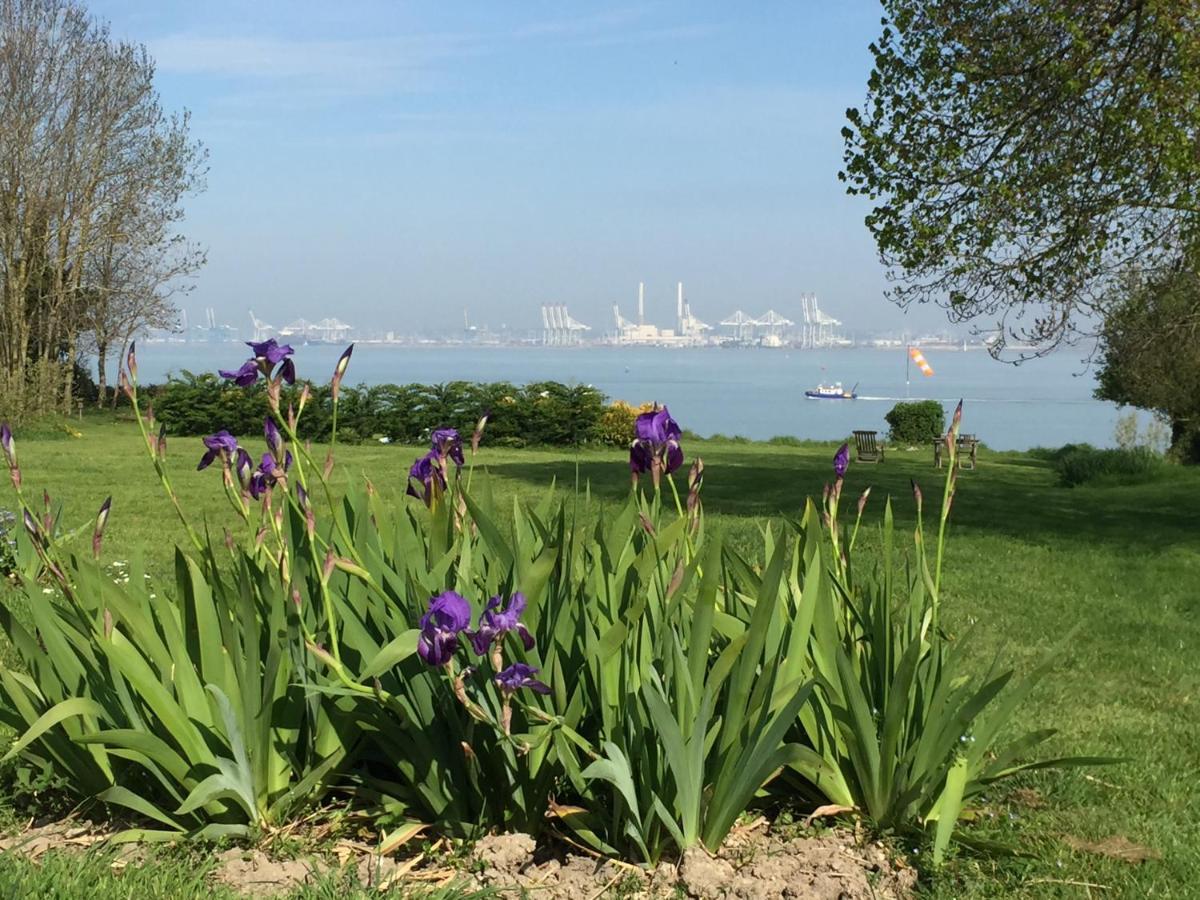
[1055, 445, 1165, 487]
[1026, 442, 1096, 462]
[885, 400, 946, 444]
[152, 374, 610, 447]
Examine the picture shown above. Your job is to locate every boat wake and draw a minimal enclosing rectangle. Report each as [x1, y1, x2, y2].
[854, 395, 1095, 405]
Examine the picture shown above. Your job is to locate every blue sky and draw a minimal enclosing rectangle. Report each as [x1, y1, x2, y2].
[91, 1, 946, 336]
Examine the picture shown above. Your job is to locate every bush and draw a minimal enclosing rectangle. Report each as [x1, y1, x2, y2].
[885, 400, 946, 444]
[1027, 441, 1096, 462]
[596, 401, 639, 447]
[152, 374, 614, 447]
[1055, 445, 1165, 487]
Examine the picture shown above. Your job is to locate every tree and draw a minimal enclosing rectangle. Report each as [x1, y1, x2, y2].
[841, 0, 1200, 352]
[1095, 256, 1200, 462]
[81, 195, 206, 406]
[0, 0, 205, 418]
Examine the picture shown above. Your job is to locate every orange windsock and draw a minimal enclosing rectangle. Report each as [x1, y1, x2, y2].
[908, 346, 934, 377]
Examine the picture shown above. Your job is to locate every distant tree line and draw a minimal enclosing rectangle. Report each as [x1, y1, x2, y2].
[152, 374, 638, 448]
[0, 0, 205, 420]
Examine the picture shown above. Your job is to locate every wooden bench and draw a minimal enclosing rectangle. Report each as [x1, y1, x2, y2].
[853, 430, 885, 463]
[933, 434, 979, 469]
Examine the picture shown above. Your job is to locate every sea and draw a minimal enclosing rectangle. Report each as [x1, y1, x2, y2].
[121, 342, 1128, 451]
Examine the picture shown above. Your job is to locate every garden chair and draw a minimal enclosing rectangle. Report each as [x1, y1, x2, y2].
[934, 433, 980, 469]
[852, 430, 885, 463]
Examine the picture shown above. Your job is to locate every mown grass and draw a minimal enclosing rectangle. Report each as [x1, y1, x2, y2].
[0, 846, 490, 899]
[2, 415, 1199, 898]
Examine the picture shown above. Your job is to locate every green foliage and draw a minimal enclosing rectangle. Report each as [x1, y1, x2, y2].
[780, 502, 1104, 861]
[842, 0, 1200, 348]
[0, 543, 352, 840]
[1055, 445, 1166, 488]
[0, 847, 230, 900]
[1095, 260, 1200, 463]
[766, 435, 828, 447]
[0, 509, 15, 577]
[153, 374, 612, 447]
[885, 400, 945, 444]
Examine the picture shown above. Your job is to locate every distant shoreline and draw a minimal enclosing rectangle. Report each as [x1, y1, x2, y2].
[136, 339, 1024, 353]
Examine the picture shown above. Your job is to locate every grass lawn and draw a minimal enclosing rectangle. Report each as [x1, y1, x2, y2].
[2, 415, 1198, 897]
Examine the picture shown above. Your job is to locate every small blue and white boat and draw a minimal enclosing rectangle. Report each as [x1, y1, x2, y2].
[804, 381, 858, 400]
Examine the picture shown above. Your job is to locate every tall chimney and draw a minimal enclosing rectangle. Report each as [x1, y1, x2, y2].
[677, 282, 684, 328]
[638, 282, 645, 326]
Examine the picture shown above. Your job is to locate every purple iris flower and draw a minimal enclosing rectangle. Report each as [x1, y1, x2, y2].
[197, 431, 239, 470]
[235, 448, 254, 491]
[833, 443, 849, 479]
[220, 339, 296, 386]
[431, 428, 465, 468]
[248, 450, 292, 499]
[406, 450, 446, 505]
[219, 359, 259, 387]
[636, 407, 681, 444]
[247, 338, 294, 365]
[417, 591, 472, 666]
[494, 663, 550, 696]
[1, 422, 14, 467]
[629, 406, 684, 476]
[469, 592, 535, 655]
[264, 417, 285, 461]
[278, 358, 296, 385]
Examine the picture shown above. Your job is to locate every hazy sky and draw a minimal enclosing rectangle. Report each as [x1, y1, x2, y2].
[90, 1, 950, 336]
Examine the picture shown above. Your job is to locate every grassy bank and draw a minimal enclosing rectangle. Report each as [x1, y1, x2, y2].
[2, 417, 1198, 897]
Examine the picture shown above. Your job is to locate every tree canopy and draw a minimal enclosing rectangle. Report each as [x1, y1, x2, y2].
[1095, 255, 1200, 461]
[0, 0, 205, 418]
[841, 0, 1200, 352]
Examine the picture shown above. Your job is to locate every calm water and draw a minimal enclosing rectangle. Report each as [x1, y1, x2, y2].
[121, 342, 1123, 451]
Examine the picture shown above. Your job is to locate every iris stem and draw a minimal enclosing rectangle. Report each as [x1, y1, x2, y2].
[932, 418, 961, 628]
[128, 378, 204, 553]
[330, 395, 339, 452]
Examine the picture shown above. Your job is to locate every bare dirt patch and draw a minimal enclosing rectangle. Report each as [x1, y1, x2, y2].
[0, 819, 108, 859]
[0, 817, 916, 897]
[469, 827, 917, 899]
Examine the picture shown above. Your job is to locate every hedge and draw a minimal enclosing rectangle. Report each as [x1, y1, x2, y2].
[152, 373, 632, 447]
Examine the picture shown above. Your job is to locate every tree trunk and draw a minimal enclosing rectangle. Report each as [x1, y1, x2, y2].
[1170, 417, 1200, 465]
[61, 333, 77, 414]
[96, 342, 108, 407]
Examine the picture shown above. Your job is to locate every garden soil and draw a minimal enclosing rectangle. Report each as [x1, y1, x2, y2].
[468, 827, 917, 899]
[0, 818, 917, 897]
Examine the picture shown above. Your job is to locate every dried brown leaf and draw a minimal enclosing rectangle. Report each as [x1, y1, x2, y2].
[1010, 788, 1045, 809]
[1063, 834, 1161, 864]
[803, 804, 856, 828]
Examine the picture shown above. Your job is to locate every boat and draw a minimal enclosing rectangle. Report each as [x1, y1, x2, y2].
[805, 381, 858, 400]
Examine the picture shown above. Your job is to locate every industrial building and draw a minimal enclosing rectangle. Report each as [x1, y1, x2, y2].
[613, 282, 709, 345]
[249, 312, 353, 345]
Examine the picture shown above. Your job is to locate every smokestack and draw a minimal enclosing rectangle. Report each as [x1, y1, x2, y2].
[638, 282, 644, 326]
[677, 282, 684, 327]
